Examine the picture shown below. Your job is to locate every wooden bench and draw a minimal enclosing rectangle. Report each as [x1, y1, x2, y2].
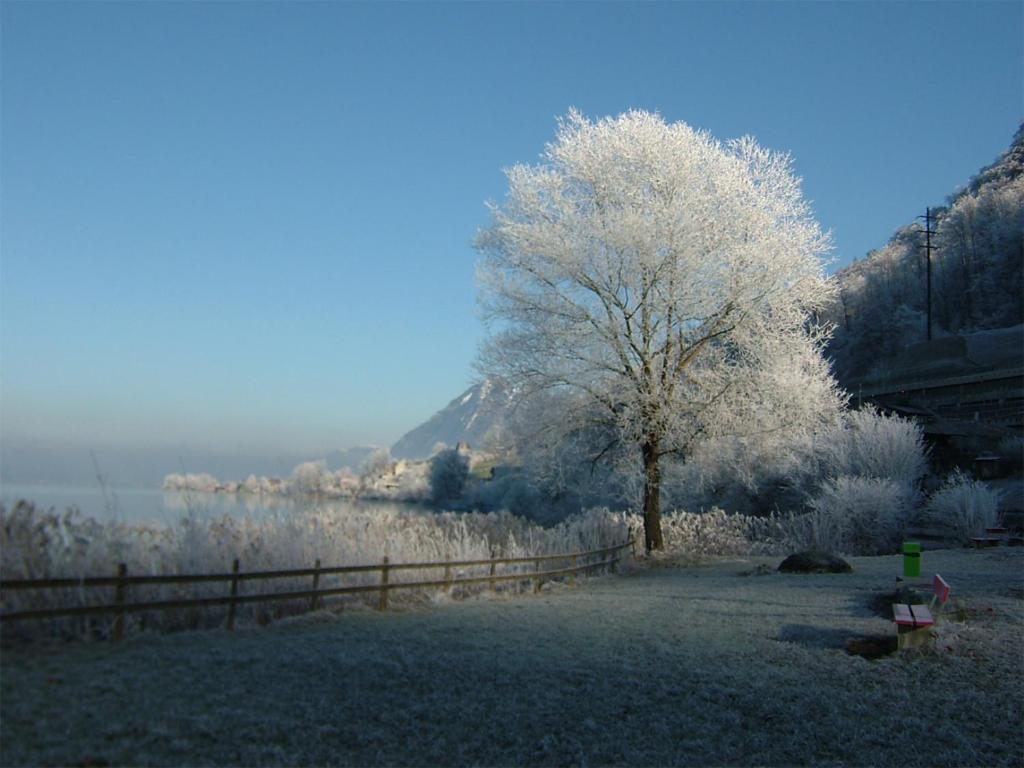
[893, 574, 952, 650]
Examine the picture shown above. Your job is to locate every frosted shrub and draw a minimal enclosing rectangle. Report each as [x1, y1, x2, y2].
[0, 501, 629, 640]
[662, 441, 818, 518]
[290, 461, 328, 494]
[654, 410, 926, 523]
[394, 463, 431, 501]
[496, 479, 544, 520]
[623, 508, 797, 557]
[925, 470, 1002, 542]
[806, 476, 915, 554]
[787, 508, 850, 555]
[360, 448, 395, 479]
[162, 473, 221, 492]
[820, 409, 928, 486]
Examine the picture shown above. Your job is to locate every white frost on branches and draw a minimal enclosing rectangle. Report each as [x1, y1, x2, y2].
[476, 109, 836, 548]
[925, 470, 1002, 542]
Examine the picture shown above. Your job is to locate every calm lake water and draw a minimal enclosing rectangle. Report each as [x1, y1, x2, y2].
[0, 484, 423, 527]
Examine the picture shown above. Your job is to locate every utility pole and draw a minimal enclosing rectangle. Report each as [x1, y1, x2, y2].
[917, 207, 936, 341]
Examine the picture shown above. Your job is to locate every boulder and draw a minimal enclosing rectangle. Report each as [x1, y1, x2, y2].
[778, 550, 852, 574]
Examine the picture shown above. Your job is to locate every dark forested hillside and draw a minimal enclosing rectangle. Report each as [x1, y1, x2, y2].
[826, 125, 1023, 380]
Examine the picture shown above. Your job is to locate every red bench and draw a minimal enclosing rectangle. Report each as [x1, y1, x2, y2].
[893, 574, 952, 650]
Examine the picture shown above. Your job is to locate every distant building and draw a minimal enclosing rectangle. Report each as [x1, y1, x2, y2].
[847, 326, 1023, 471]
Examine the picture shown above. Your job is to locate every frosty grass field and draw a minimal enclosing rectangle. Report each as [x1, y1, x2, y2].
[1, 547, 1021, 767]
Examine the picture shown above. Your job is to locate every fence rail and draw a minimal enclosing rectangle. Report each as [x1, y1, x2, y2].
[0, 538, 635, 639]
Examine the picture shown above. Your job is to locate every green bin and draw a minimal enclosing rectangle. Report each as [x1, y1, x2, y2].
[902, 541, 921, 578]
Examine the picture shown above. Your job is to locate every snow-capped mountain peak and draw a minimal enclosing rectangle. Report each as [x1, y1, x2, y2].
[390, 378, 511, 460]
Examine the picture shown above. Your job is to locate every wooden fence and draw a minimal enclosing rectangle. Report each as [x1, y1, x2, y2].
[0, 538, 635, 641]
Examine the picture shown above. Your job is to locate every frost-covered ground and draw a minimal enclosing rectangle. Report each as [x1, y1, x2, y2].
[2, 548, 1021, 767]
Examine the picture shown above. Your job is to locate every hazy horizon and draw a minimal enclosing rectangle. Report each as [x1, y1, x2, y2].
[0, 435, 383, 490]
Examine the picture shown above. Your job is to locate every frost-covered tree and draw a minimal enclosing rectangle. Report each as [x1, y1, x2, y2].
[476, 110, 835, 550]
[290, 460, 327, 495]
[429, 448, 470, 505]
[662, 326, 847, 515]
[359, 448, 394, 479]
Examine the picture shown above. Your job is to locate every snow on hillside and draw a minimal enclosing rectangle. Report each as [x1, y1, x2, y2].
[391, 378, 512, 460]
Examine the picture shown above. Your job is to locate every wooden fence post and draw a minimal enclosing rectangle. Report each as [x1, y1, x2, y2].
[629, 527, 637, 559]
[378, 556, 390, 611]
[111, 563, 127, 643]
[310, 558, 321, 612]
[227, 559, 240, 631]
[2, 542, 640, 633]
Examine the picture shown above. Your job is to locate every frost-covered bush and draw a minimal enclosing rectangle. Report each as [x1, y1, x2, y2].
[662, 442, 818, 518]
[290, 460, 327, 494]
[925, 470, 1002, 542]
[0, 501, 629, 640]
[786, 508, 850, 556]
[804, 476, 915, 554]
[623, 508, 797, 557]
[162, 473, 220, 492]
[820, 409, 928, 486]
[498, 479, 550, 522]
[429, 449, 470, 504]
[467, 473, 548, 520]
[658, 408, 927, 521]
[393, 463, 430, 501]
[360, 448, 395, 479]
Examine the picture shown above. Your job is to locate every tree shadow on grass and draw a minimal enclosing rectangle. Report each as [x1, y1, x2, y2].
[777, 623, 858, 650]
[777, 623, 899, 659]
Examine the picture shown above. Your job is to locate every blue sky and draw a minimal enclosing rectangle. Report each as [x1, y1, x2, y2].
[2, 1, 1021, 485]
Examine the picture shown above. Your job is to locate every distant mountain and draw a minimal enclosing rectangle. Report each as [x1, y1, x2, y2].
[391, 379, 512, 460]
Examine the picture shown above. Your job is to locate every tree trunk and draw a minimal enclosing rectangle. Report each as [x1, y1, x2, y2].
[642, 438, 664, 552]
